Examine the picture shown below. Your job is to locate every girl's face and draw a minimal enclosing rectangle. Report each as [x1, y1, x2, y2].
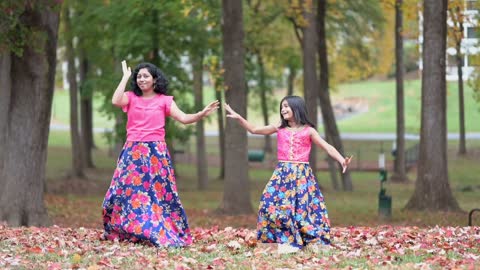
[281, 100, 294, 121]
[136, 68, 155, 92]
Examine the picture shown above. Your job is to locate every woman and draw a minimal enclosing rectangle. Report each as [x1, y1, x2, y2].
[102, 60, 219, 247]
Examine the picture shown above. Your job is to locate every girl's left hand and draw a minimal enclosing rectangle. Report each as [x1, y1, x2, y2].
[342, 155, 353, 173]
[201, 100, 220, 117]
[224, 103, 241, 119]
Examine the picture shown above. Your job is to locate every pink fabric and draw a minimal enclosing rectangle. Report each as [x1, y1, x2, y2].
[122, 91, 173, 142]
[277, 126, 311, 162]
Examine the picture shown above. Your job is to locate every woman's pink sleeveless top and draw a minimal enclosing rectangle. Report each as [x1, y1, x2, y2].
[277, 126, 311, 163]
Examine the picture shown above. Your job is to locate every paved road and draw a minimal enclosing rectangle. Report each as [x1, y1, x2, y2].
[50, 124, 480, 140]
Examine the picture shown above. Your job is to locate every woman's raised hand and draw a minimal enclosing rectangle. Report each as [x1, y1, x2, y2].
[201, 100, 220, 117]
[121, 60, 132, 79]
[224, 103, 241, 119]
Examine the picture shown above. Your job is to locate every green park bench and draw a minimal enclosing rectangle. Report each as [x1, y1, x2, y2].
[248, 149, 265, 162]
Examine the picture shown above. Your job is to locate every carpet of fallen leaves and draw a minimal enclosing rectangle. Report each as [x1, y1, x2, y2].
[1, 224, 479, 270]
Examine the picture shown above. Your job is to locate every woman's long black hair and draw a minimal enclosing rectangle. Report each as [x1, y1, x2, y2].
[279, 95, 315, 128]
[131, 62, 169, 96]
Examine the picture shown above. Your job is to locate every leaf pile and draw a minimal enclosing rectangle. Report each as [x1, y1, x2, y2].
[0, 223, 479, 269]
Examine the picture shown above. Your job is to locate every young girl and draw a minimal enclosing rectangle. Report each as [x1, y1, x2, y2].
[102, 60, 219, 247]
[224, 96, 351, 252]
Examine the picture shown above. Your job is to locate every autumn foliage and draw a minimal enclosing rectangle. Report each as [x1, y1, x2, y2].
[1, 223, 478, 269]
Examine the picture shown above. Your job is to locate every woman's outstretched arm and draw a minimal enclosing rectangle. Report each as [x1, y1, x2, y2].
[170, 100, 219, 124]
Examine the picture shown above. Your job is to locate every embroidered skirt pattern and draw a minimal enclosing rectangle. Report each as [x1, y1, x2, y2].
[102, 141, 192, 247]
[257, 162, 331, 248]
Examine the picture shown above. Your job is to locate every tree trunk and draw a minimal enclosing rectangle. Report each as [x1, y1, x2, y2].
[326, 157, 339, 190]
[64, 6, 85, 178]
[317, 7, 341, 194]
[258, 55, 273, 153]
[0, 54, 11, 175]
[215, 88, 226, 180]
[220, 0, 253, 214]
[317, 0, 352, 191]
[108, 57, 126, 157]
[450, 5, 467, 156]
[287, 66, 296, 96]
[405, 0, 460, 211]
[110, 113, 126, 157]
[0, 3, 60, 226]
[391, 0, 409, 182]
[79, 51, 95, 168]
[456, 48, 467, 155]
[302, 0, 318, 175]
[150, 9, 160, 66]
[193, 54, 209, 190]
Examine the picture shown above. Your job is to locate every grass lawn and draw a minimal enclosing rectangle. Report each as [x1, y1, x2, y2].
[51, 79, 480, 133]
[332, 80, 480, 133]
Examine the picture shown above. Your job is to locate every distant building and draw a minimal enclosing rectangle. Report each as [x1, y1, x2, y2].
[419, 0, 479, 81]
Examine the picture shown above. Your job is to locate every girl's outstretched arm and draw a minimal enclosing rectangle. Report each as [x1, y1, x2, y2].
[224, 103, 278, 135]
[170, 100, 219, 124]
[112, 60, 131, 107]
[309, 127, 352, 173]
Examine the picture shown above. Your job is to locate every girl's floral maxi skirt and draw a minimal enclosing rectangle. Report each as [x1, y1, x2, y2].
[257, 162, 331, 248]
[102, 141, 192, 247]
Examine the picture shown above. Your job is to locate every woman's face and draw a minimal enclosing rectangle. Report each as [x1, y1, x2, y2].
[136, 68, 155, 92]
[281, 100, 294, 121]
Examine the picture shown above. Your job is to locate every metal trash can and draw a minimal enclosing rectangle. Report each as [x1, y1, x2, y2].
[378, 153, 392, 218]
[248, 150, 265, 162]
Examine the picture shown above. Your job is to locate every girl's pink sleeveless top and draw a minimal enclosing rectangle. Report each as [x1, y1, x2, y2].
[277, 126, 311, 163]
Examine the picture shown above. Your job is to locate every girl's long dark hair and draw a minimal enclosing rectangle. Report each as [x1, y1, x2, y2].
[279, 96, 315, 129]
[131, 62, 169, 96]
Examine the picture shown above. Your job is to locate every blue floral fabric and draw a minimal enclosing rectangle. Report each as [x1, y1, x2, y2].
[102, 141, 192, 247]
[257, 162, 331, 248]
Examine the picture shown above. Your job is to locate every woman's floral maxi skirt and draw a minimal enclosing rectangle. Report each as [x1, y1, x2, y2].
[102, 141, 192, 247]
[257, 162, 331, 248]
